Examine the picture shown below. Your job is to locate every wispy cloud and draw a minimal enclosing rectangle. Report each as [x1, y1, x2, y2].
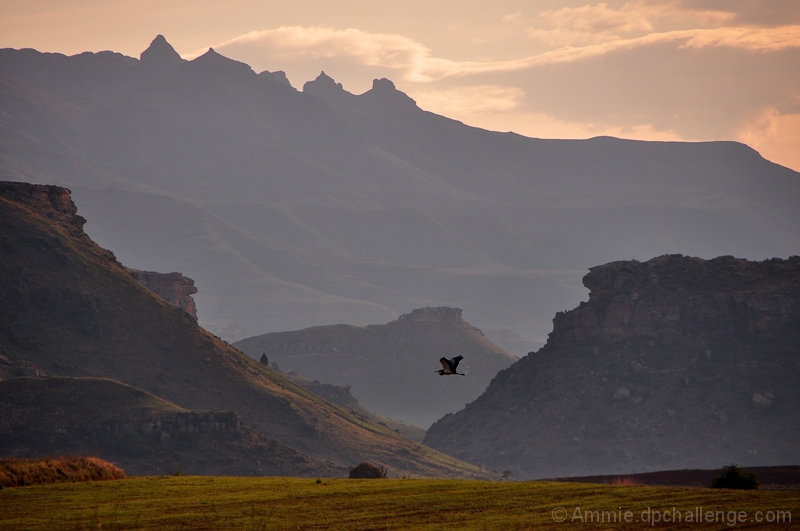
[196, 23, 800, 84]
[412, 85, 524, 115]
[533, 2, 655, 44]
[188, 26, 434, 81]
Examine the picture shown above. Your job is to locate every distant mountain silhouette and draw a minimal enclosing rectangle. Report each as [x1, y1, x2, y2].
[234, 307, 517, 428]
[139, 34, 185, 73]
[1, 36, 798, 353]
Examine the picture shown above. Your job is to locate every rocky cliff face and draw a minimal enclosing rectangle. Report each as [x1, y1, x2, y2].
[0, 182, 86, 229]
[0, 182, 199, 321]
[551, 255, 797, 343]
[129, 270, 198, 320]
[424, 255, 800, 479]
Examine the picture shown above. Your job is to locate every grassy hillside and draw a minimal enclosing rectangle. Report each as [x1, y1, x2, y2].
[0, 182, 489, 479]
[1, 476, 798, 530]
[0, 377, 340, 477]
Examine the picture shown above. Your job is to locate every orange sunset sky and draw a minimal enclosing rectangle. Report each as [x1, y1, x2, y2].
[2, 0, 799, 171]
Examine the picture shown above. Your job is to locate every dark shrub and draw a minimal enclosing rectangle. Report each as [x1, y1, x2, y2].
[710, 465, 759, 490]
[348, 462, 385, 479]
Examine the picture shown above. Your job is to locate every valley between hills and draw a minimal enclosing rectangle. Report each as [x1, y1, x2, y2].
[1, 35, 799, 483]
[0, 182, 488, 478]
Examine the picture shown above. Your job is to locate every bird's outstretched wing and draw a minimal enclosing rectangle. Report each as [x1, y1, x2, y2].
[451, 355, 464, 370]
[439, 357, 451, 371]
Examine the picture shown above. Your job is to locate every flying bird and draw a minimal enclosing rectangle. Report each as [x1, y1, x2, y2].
[436, 355, 465, 376]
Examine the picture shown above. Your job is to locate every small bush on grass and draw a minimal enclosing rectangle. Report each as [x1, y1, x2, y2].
[348, 462, 386, 478]
[711, 465, 759, 490]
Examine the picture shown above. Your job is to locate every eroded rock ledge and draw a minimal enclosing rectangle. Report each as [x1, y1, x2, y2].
[129, 269, 198, 321]
[550, 254, 799, 345]
[0, 182, 86, 229]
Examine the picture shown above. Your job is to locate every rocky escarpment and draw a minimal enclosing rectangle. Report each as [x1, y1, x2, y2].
[424, 255, 800, 479]
[129, 269, 198, 320]
[398, 306, 471, 326]
[550, 254, 798, 343]
[0, 182, 87, 229]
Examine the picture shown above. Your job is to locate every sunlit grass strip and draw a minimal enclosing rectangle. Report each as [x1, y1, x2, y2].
[0, 476, 798, 530]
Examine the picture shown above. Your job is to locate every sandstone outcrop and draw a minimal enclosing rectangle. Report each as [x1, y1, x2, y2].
[0, 182, 86, 229]
[424, 255, 800, 479]
[129, 269, 198, 320]
[398, 306, 470, 326]
[551, 254, 798, 343]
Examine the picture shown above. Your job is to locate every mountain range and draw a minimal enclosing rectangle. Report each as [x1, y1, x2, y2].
[2, 35, 799, 353]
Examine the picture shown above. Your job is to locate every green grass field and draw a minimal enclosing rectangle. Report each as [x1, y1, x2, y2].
[1, 477, 798, 530]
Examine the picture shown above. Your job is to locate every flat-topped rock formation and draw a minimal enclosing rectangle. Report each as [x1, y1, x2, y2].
[424, 255, 800, 479]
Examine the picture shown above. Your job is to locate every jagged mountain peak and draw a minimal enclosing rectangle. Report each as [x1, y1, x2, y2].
[258, 69, 292, 88]
[139, 35, 184, 67]
[362, 77, 416, 107]
[371, 78, 396, 91]
[303, 71, 347, 95]
[188, 47, 254, 76]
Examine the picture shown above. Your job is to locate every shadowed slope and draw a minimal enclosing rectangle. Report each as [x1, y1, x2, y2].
[0, 377, 342, 477]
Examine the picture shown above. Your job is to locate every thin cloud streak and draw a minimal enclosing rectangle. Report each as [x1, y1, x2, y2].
[197, 24, 800, 83]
